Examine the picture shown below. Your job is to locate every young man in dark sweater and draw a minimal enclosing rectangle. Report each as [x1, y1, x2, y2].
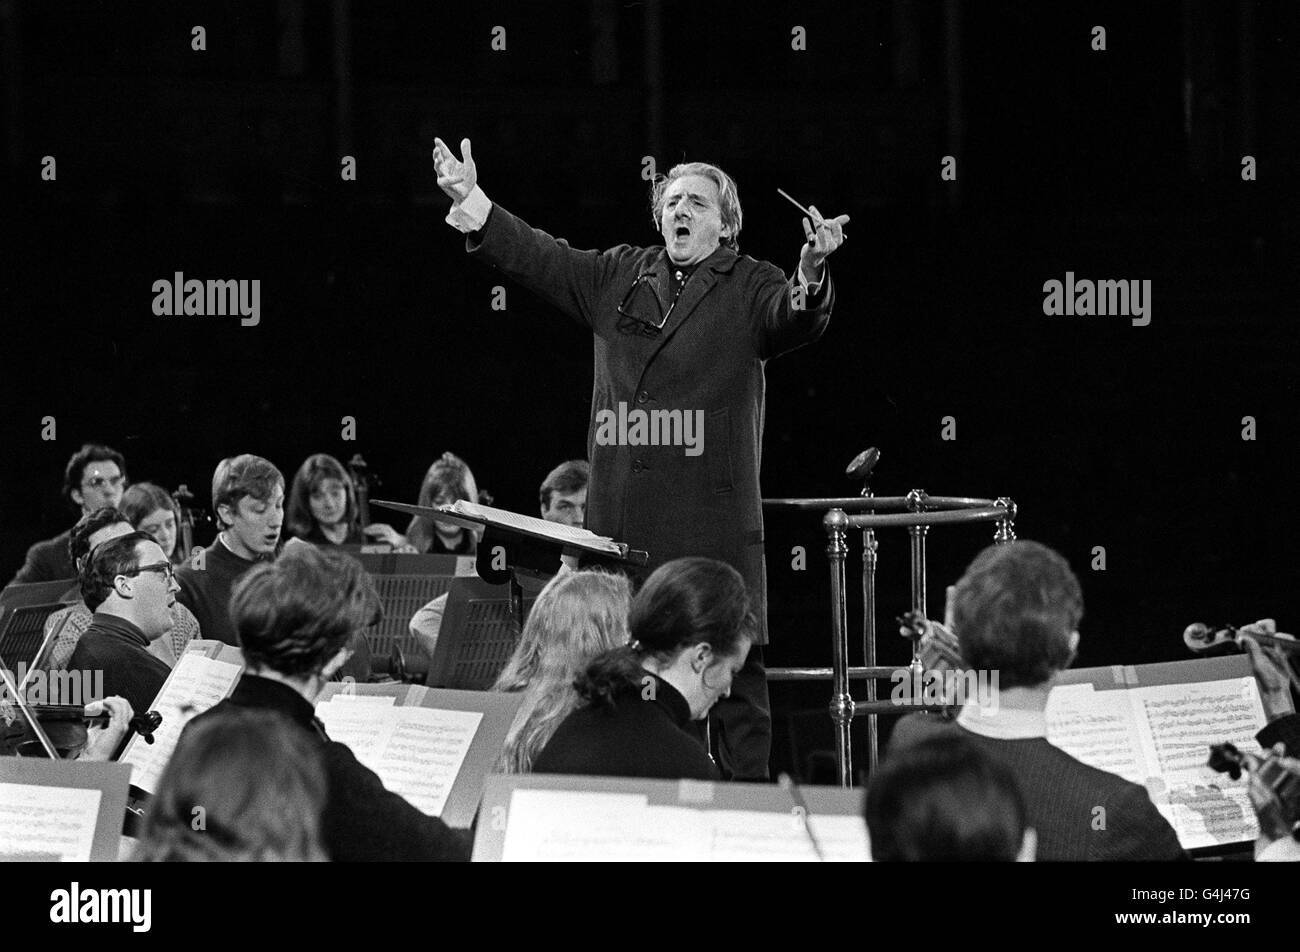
[176, 454, 284, 646]
[68, 531, 176, 715]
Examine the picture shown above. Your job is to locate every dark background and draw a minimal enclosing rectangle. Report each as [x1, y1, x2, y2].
[2, 0, 1296, 777]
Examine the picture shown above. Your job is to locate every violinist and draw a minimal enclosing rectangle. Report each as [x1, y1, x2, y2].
[44, 508, 194, 671]
[67, 532, 175, 715]
[0, 693, 135, 761]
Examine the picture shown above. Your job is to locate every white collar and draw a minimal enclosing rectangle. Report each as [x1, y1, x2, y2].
[957, 702, 1048, 740]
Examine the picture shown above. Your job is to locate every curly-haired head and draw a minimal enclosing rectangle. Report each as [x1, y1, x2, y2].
[952, 541, 1083, 690]
[230, 544, 381, 678]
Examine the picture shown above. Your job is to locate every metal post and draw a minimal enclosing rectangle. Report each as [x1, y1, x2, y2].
[825, 508, 854, 787]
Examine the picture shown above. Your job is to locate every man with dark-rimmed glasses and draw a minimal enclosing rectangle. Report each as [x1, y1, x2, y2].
[67, 531, 176, 715]
[7, 442, 128, 585]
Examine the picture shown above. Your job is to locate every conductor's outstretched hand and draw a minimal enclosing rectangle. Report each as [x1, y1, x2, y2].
[433, 137, 477, 203]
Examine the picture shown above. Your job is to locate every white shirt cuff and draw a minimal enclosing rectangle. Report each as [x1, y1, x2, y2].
[798, 262, 823, 295]
[445, 185, 493, 233]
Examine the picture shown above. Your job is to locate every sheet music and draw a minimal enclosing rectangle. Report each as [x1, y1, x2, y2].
[316, 701, 483, 816]
[501, 792, 708, 861]
[498, 789, 870, 861]
[0, 782, 101, 861]
[1129, 678, 1264, 849]
[1046, 683, 1148, 785]
[448, 501, 625, 555]
[119, 655, 243, 794]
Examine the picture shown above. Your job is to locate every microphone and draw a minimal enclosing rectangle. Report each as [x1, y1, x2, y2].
[845, 447, 880, 482]
[778, 772, 826, 862]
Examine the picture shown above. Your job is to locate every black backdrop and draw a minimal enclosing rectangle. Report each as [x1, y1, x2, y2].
[2, 1, 1297, 774]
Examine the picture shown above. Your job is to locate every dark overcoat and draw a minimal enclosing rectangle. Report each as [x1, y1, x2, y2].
[467, 205, 833, 643]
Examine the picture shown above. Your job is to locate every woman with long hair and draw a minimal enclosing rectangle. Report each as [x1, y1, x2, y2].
[491, 570, 631, 773]
[532, 557, 755, 780]
[285, 453, 408, 549]
[133, 706, 329, 862]
[406, 452, 484, 554]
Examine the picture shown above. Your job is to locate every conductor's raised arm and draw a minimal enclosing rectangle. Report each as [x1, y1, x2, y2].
[432, 134, 629, 330]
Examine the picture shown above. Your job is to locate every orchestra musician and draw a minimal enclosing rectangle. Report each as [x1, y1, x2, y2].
[184, 543, 469, 861]
[532, 557, 754, 780]
[889, 541, 1186, 861]
[175, 455, 284, 646]
[8, 443, 127, 585]
[67, 531, 177, 715]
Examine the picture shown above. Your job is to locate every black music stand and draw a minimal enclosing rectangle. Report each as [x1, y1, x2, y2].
[427, 576, 547, 690]
[372, 500, 648, 629]
[0, 603, 65, 673]
[0, 578, 79, 630]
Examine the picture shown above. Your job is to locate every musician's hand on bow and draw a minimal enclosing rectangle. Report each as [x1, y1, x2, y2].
[1240, 619, 1297, 721]
[799, 204, 850, 283]
[1247, 742, 1299, 850]
[80, 696, 133, 762]
[432, 136, 477, 203]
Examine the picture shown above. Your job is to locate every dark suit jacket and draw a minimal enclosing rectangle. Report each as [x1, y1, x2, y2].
[890, 714, 1187, 862]
[533, 674, 720, 781]
[8, 529, 74, 586]
[188, 675, 469, 862]
[467, 205, 834, 643]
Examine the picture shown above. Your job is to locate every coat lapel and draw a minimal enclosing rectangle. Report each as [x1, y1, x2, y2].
[645, 245, 738, 362]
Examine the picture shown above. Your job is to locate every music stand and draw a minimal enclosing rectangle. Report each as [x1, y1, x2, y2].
[372, 499, 648, 628]
[427, 576, 546, 690]
[0, 578, 79, 630]
[0, 603, 65, 674]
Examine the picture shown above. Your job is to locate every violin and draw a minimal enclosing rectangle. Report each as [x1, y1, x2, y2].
[0, 702, 163, 759]
[898, 609, 964, 672]
[1184, 622, 1300, 656]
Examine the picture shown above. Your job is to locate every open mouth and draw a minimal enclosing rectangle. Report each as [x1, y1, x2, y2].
[674, 224, 691, 239]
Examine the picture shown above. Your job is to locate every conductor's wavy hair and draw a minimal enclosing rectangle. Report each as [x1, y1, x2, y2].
[286, 453, 358, 541]
[491, 570, 631, 773]
[649, 162, 742, 250]
[133, 707, 328, 862]
[952, 541, 1083, 690]
[230, 544, 381, 678]
[577, 557, 755, 709]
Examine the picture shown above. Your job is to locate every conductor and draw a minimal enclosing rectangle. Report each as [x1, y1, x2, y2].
[433, 137, 848, 780]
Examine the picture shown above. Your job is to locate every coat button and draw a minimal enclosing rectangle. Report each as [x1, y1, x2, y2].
[636, 390, 649, 404]
[632, 459, 644, 473]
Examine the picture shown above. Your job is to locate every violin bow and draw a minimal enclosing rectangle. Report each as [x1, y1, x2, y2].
[0, 654, 60, 758]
